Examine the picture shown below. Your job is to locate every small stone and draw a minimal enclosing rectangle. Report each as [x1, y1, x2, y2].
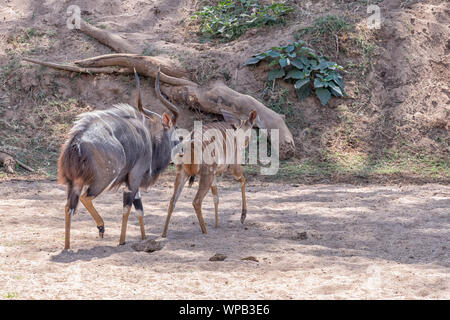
[290, 232, 308, 241]
[131, 239, 163, 253]
[209, 253, 227, 261]
[241, 256, 259, 263]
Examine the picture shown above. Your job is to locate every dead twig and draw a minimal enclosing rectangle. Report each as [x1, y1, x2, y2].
[335, 34, 339, 58]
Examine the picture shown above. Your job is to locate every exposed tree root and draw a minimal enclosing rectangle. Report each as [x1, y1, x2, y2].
[74, 54, 189, 79]
[76, 19, 139, 54]
[160, 82, 295, 159]
[0, 152, 15, 174]
[22, 57, 130, 75]
[25, 17, 296, 159]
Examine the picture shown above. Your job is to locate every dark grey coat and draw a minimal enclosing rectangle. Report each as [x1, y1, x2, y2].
[58, 103, 176, 200]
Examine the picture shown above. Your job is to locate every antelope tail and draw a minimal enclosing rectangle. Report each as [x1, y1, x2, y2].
[188, 175, 195, 187]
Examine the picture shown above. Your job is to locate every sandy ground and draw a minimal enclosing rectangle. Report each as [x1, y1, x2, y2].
[0, 178, 449, 299]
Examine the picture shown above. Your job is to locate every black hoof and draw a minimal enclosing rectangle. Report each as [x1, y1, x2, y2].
[240, 211, 247, 224]
[97, 225, 105, 238]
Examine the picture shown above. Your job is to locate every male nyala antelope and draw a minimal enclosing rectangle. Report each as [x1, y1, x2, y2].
[162, 108, 257, 237]
[58, 69, 179, 249]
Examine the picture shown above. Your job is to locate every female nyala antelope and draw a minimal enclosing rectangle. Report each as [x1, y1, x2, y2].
[162, 109, 257, 237]
[58, 69, 179, 249]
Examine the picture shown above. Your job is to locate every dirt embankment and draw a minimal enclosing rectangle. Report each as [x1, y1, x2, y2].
[0, 0, 448, 180]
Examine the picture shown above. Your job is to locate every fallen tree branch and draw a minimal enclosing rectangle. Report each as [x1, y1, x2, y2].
[0, 151, 15, 174]
[23, 55, 196, 87]
[74, 54, 188, 79]
[77, 19, 139, 54]
[16, 159, 35, 172]
[0, 150, 35, 173]
[22, 57, 131, 74]
[160, 82, 296, 159]
[74, 54, 195, 86]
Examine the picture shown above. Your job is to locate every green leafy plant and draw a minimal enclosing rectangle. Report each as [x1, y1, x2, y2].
[244, 40, 345, 106]
[191, 0, 293, 41]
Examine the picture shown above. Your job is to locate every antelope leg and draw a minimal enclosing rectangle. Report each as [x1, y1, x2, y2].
[162, 168, 188, 238]
[193, 174, 215, 234]
[210, 176, 219, 228]
[64, 201, 72, 250]
[80, 192, 105, 238]
[237, 175, 247, 224]
[119, 190, 135, 245]
[133, 191, 146, 240]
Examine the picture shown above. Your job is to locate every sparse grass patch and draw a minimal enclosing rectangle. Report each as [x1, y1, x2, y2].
[191, 57, 221, 85]
[0, 97, 89, 178]
[295, 15, 375, 77]
[244, 150, 449, 183]
[295, 15, 351, 51]
[260, 81, 304, 132]
[370, 150, 449, 178]
[6, 27, 58, 56]
[0, 56, 22, 82]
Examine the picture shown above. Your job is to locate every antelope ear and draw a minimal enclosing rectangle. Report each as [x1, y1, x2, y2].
[248, 110, 257, 126]
[220, 109, 240, 128]
[161, 112, 172, 128]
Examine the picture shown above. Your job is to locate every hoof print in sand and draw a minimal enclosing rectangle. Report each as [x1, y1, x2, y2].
[290, 231, 308, 241]
[209, 253, 227, 261]
[131, 239, 163, 253]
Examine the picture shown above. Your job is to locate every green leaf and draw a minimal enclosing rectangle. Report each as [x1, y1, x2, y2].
[309, 59, 318, 69]
[266, 50, 281, 58]
[287, 52, 297, 58]
[334, 76, 345, 91]
[317, 60, 331, 70]
[290, 58, 304, 70]
[294, 78, 310, 89]
[315, 88, 332, 106]
[268, 59, 279, 67]
[328, 82, 343, 96]
[285, 69, 307, 80]
[324, 71, 344, 90]
[267, 68, 285, 81]
[279, 58, 289, 68]
[327, 63, 339, 70]
[243, 57, 261, 66]
[285, 44, 295, 53]
[256, 53, 268, 59]
[299, 47, 317, 59]
[299, 56, 311, 66]
[296, 85, 310, 101]
[293, 40, 305, 47]
[314, 78, 328, 88]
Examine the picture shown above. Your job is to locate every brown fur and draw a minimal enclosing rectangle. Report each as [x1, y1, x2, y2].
[162, 110, 257, 237]
[57, 137, 95, 189]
